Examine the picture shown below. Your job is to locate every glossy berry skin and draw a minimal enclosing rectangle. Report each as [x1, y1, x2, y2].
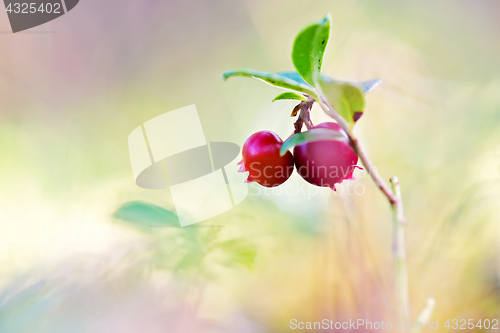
[293, 122, 358, 190]
[239, 131, 294, 187]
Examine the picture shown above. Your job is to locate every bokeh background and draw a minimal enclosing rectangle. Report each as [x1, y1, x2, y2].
[1, 0, 500, 332]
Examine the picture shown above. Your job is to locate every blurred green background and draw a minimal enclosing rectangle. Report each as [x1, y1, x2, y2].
[0, 0, 499, 332]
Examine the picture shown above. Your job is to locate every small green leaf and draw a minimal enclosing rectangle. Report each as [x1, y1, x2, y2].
[292, 14, 332, 86]
[272, 92, 307, 102]
[319, 78, 365, 126]
[113, 201, 178, 227]
[360, 79, 382, 95]
[218, 238, 257, 269]
[222, 69, 315, 95]
[280, 128, 348, 156]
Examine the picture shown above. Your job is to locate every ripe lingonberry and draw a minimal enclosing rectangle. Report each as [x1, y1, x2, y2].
[239, 131, 294, 187]
[294, 122, 358, 190]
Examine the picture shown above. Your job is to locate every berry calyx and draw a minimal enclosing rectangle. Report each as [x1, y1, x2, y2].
[239, 131, 294, 187]
[293, 122, 359, 190]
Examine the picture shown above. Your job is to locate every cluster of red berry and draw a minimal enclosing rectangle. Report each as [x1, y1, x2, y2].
[238, 122, 359, 190]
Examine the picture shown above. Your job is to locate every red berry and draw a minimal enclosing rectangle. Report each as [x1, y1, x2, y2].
[293, 122, 358, 190]
[239, 131, 294, 187]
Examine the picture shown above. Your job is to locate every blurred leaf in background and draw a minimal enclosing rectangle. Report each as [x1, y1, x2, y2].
[113, 201, 258, 275]
[114, 201, 179, 228]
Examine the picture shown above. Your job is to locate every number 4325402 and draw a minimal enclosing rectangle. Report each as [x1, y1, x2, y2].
[444, 319, 498, 330]
[5, 3, 62, 14]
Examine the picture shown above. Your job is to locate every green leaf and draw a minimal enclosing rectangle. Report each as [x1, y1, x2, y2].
[319, 78, 365, 126]
[292, 14, 332, 86]
[222, 69, 315, 95]
[320, 76, 382, 95]
[280, 128, 348, 156]
[360, 79, 382, 95]
[272, 92, 307, 102]
[218, 238, 257, 269]
[275, 71, 311, 86]
[113, 201, 178, 227]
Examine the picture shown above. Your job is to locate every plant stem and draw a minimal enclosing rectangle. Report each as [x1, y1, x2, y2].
[314, 93, 410, 323]
[351, 138, 397, 205]
[390, 176, 410, 324]
[315, 95, 397, 205]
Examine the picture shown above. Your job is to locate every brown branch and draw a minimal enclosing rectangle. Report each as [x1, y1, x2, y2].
[351, 138, 397, 205]
[314, 95, 397, 205]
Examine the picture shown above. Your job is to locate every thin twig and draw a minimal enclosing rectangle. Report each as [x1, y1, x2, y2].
[390, 176, 410, 325]
[351, 138, 397, 205]
[314, 94, 397, 204]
